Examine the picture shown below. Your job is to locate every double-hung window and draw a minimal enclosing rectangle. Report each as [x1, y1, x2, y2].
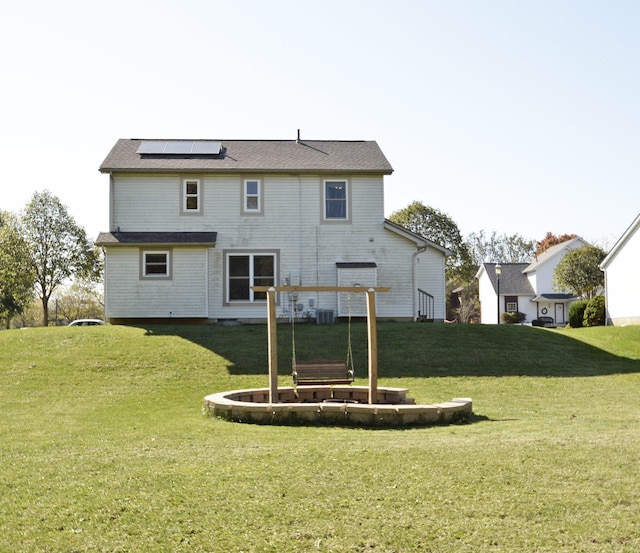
[324, 179, 348, 220]
[243, 179, 261, 213]
[142, 250, 171, 279]
[183, 178, 201, 213]
[226, 252, 276, 302]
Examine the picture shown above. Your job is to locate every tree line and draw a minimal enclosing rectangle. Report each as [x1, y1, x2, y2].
[2, 194, 607, 328]
[0, 191, 102, 328]
[388, 201, 607, 322]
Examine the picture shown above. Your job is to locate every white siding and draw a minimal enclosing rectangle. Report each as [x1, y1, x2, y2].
[104, 247, 208, 318]
[106, 172, 447, 321]
[337, 267, 377, 317]
[604, 226, 640, 325]
[415, 247, 447, 321]
[477, 269, 498, 325]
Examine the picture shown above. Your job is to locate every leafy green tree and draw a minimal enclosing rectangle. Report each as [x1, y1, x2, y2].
[553, 245, 606, 299]
[0, 211, 36, 328]
[388, 201, 474, 282]
[21, 190, 102, 326]
[466, 230, 535, 264]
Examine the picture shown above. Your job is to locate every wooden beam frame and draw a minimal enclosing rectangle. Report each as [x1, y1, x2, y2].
[252, 285, 391, 404]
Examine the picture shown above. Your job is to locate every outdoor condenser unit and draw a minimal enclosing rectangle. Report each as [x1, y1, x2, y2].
[316, 309, 335, 325]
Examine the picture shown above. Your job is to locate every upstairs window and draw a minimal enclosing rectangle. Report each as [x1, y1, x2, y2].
[324, 180, 348, 220]
[142, 250, 171, 279]
[243, 179, 262, 214]
[183, 178, 201, 213]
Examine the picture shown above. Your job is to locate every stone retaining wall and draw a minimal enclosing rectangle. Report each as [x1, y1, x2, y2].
[204, 386, 472, 427]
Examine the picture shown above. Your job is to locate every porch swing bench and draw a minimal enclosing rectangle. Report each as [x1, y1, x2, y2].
[293, 360, 354, 386]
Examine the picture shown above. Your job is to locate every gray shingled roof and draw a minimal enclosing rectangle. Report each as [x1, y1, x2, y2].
[99, 139, 394, 174]
[532, 293, 577, 302]
[483, 263, 535, 295]
[96, 232, 217, 246]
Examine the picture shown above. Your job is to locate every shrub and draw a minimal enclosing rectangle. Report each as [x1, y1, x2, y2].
[569, 300, 589, 328]
[583, 295, 606, 327]
[501, 311, 526, 324]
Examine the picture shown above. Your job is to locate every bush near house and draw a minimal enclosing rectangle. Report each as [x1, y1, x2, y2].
[569, 299, 589, 328]
[583, 295, 606, 327]
[501, 311, 526, 324]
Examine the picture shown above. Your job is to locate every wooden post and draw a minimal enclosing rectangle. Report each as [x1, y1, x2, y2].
[266, 287, 278, 403]
[366, 288, 378, 404]
[252, 285, 390, 405]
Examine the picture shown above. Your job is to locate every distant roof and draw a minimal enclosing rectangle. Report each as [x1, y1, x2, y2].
[95, 231, 217, 246]
[524, 237, 589, 273]
[478, 263, 535, 295]
[531, 293, 577, 302]
[99, 138, 394, 175]
[383, 220, 452, 255]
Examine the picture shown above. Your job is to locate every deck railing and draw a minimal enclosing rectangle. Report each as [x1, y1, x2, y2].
[418, 288, 434, 322]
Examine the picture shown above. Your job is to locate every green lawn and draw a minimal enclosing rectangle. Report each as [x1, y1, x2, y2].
[1, 322, 639, 552]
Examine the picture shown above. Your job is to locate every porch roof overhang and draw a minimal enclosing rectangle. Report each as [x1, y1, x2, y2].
[530, 293, 577, 303]
[96, 231, 217, 247]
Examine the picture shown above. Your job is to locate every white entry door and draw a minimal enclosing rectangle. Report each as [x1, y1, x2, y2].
[555, 303, 564, 325]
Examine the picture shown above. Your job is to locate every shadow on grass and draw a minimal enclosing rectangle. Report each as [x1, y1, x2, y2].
[138, 322, 640, 378]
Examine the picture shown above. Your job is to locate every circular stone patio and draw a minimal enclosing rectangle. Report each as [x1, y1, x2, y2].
[204, 385, 472, 427]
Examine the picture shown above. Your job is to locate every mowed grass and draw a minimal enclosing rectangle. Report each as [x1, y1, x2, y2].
[1, 322, 640, 552]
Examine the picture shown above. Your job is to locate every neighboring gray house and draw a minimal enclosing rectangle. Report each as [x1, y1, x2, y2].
[476, 237, 588, 325]
[96, 138, 451, 324]
[600, 212, 640, 326]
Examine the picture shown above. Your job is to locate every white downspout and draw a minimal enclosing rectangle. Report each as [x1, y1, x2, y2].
[412, 245, 428, 320]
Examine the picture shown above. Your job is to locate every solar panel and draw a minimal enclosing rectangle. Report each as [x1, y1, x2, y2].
[137, 140, 222, 155]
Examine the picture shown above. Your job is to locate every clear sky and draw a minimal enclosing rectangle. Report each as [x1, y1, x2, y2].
[2, 0, 638, 249]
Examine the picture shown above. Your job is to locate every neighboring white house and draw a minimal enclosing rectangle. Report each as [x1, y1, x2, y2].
[96, 138, 451, 324]
[600, 212, 640, 326]
[475, 237, 589, 325]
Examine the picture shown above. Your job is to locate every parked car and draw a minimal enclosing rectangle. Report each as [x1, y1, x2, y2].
[68, 319, 105, 326]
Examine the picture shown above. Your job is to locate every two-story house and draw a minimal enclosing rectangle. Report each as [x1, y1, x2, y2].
[475, 237, 589, 325]
[96, 138, 450, 324]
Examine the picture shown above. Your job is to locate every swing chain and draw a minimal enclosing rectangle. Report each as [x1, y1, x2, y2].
[291, 294, 297, 376]
[346, 292, 355, 379]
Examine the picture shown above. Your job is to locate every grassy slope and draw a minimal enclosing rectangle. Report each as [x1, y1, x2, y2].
[1, 323, 639, 552]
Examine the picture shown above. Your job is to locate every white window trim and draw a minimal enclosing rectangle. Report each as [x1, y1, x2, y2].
[182, 177, 202, 214]
[224, 250, 278, 304]
[141, 250, 172, 280]
[323, 179, 350, 222]
[242, 178, 262, 214]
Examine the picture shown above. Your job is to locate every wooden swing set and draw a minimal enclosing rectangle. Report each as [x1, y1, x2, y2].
[252, 285, 390, 405]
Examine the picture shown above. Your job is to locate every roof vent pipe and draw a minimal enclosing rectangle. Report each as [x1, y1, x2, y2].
[296, 129, 301, 143]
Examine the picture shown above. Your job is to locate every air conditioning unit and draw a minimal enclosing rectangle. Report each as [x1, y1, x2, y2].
[316, 309, 335, 325]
